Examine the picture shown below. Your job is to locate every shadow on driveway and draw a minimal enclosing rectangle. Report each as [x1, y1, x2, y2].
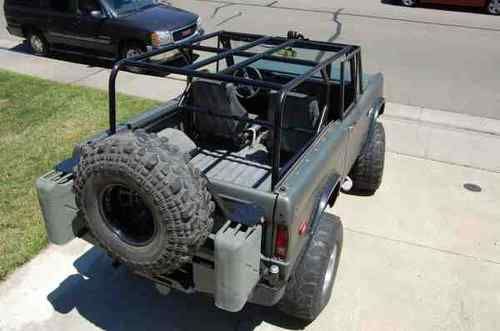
[46, 247, 306, 331]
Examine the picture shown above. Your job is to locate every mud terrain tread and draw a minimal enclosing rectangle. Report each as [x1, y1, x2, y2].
[278, 214, 343, 322]
[74, 130, 214, 275]
[349, 122, 385, 195]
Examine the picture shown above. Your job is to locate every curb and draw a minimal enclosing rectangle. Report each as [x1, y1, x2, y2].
[382, 103, 500, 173]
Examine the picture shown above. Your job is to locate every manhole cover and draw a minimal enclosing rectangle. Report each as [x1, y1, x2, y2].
[463, 183, 482, 192]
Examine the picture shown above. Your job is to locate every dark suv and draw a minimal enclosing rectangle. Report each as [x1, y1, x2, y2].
[4, 0, 203, 61]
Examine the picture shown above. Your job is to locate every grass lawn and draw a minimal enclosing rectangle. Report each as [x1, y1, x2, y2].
[0, 69, 159, 280]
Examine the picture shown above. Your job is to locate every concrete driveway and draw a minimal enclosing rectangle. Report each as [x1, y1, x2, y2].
[1, 153, 499, 331]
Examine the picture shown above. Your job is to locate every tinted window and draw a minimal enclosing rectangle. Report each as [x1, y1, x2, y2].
[49, 0, 73, 12]
[102, 0, 156, 15]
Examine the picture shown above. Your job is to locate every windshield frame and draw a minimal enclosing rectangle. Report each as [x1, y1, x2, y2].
[101, 0, 159, 17]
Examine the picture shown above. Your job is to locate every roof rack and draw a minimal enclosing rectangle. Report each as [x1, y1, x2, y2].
[108, 30, 360, 189]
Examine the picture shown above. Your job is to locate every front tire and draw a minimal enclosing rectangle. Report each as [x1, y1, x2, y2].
[348, 121, 386, 195]
[27, 30, 49, 56]
[278, 214, 343, 322]
[120, 41, 147, 73]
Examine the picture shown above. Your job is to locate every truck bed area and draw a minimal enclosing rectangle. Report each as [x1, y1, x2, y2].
[190, 144, 272, 191]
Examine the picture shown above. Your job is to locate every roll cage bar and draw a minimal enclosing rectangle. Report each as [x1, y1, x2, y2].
[108, 30, 362, 190]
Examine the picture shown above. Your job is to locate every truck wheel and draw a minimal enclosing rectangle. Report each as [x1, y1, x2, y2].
[278, 213, 343, 322]
[487, 0, 500, 15]
[27, 30, 49, 56]
[401, 0, 417, 6]
[348, 121, 385, 196]
[120, 41, 147, 73]
[74, 130, 214, 275]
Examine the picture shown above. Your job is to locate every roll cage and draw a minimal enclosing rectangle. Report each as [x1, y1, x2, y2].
[108, 30, 362, 190]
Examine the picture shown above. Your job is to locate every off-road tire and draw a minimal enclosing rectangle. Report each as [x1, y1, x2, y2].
[278, 214, 343, 322]
[348, 121, 385, 195]
[74, 130, 214, 275]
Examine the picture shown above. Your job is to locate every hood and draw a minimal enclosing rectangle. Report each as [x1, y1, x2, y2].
[114, 4, 198, 32]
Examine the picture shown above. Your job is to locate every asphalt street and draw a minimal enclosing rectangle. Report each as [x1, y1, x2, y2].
[170, 0, 500, 119]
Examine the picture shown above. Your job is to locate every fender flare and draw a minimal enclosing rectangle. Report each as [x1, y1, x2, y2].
[357, 97, 385, 158]
[367, 97, 385, 141]
[308, 174, 342, 236]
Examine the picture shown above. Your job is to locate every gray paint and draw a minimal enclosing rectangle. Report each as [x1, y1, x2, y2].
[36, 171, 79, 245]
[214, 222, 262, 312]
[190, 144, 271, 191]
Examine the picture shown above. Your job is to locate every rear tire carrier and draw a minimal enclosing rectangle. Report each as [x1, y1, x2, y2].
[74, 130, 215, 275]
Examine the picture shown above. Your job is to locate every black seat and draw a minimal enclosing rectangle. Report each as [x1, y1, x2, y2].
[190, 79, 250, 145]
[268, 91, 320, 153]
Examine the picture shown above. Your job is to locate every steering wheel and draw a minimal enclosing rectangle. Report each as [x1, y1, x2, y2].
[233, 66, 263, 99]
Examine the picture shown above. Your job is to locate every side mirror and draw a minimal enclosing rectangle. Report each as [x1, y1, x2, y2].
[90, 10, 105, 19]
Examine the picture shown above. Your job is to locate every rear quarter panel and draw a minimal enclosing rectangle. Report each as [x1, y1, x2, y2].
[274, 72, 384, 280]
[273, 120, 349, 279]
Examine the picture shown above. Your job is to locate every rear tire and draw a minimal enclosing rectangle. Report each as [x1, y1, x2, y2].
[278, 214, 343, 322]
[348, 121, 385, 196]
[27, 30, 49, 56]
[401, 0, 417, 7]
[487, 0, 500, 15]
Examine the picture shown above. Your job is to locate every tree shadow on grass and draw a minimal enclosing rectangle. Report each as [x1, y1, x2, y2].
[47, 247, 307, 331]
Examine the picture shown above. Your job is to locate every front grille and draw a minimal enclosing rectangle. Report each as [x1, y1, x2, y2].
[173, 24, 196, 41]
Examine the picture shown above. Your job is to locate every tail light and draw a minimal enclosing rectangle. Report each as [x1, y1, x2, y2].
[274, 225, 289, 259]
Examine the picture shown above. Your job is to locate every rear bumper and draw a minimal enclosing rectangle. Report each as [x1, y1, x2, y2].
[36, 168, 285, 311]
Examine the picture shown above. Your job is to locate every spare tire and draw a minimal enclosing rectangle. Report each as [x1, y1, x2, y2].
[73, 130, 214, 275]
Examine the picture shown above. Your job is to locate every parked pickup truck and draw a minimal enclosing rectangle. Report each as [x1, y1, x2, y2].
[36, 30, 386, 322]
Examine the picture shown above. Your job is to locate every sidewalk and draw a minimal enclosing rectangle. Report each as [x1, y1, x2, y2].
[1, 38, 499, 172]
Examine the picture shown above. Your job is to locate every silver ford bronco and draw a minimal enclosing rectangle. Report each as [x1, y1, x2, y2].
[36, 30, 385, 322]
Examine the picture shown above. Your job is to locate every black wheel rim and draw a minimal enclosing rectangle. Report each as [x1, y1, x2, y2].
[99, 184, 157, 246]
